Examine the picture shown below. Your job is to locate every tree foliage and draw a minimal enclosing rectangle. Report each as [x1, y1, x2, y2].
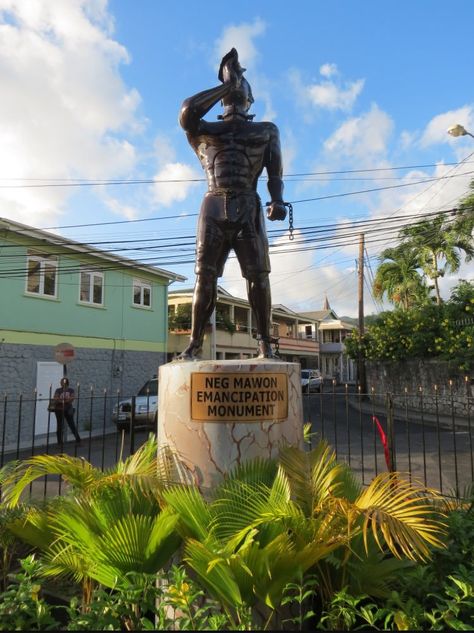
[400, 213, 474, 305]
[373, 244, 429, 310]
[346, 280, 474, 370]
[373, 181, 474, 308]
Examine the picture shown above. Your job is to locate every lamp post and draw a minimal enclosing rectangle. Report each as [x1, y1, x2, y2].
[447, 124, 474, 139]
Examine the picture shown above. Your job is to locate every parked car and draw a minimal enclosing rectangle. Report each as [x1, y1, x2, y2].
[112, 377, 158, 431]
[301, 369, 323, 393]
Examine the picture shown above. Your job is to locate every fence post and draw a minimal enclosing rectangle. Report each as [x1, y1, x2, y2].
[129, 395, 136, 455]
[386, 392, 396, 472]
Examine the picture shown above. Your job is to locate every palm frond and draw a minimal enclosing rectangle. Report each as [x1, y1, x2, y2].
[118, 434, 158, 477]
[41, 541, 92, 584]
[184, 538, 243, 609]
[162, 485, 212, 541]
[215, 456, 277, 494]
[355, 473, 446, 561]
[1, 454, 100, 506]
[6, 505, 57, 550]
[211, 468, 302, 547]
[279, 442, 347, 515]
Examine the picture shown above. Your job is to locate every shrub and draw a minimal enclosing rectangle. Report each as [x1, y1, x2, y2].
[0, 555, 59, 631]
[346, 280, 474, 370]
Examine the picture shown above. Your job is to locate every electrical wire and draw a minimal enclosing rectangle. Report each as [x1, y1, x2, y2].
[0, 207, 460, 254]
[1, 159, 472, 188]
[0, 217, 462, 280]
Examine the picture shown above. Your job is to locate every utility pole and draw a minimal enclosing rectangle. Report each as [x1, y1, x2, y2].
[358, 233, 367, 394]
[210, 308, 217, 360]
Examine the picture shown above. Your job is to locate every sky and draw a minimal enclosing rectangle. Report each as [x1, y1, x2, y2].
[0, 0, 473, 317]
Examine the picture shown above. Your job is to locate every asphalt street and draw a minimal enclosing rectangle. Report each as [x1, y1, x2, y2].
[303, 389, 473, 496]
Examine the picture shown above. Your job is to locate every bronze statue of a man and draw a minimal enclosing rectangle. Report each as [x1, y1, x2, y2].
[178, 48, 288, 360]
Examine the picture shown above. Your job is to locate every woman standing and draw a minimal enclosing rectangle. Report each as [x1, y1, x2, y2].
[53, 377, 81, 444]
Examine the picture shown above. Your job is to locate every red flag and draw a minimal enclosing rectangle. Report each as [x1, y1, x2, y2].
[372, 415, 391, 470]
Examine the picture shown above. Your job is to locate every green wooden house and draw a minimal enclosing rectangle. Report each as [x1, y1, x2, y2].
[0, 216, 185, 446]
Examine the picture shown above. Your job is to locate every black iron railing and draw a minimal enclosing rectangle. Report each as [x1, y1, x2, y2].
[303, 381, 473, 498]
[0, 382, 472, 501]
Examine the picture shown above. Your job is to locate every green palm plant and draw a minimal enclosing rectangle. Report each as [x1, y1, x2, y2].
[373, 243, 429, 309]
[1, 436, 183, 608]
[401, 213, 474, 305]
[163, 441, 445, 626]
[279, 443, 446, 603]
[455, 180, 474, 235]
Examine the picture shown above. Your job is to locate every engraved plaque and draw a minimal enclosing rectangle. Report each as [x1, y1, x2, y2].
[191, 372, 288, 422]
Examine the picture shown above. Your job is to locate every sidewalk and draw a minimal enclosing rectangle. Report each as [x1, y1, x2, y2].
[347, 394, 471, 431]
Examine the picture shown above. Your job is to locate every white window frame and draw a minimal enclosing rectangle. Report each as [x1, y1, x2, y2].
[79, 269, 104, 306]
[133, 279, 152, 308]
[25, 252, 58, 298]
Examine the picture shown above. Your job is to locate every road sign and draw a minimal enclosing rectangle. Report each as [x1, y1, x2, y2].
[54, 342, 76, 364]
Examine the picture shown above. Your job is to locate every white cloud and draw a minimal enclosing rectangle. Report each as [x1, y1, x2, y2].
[399, 130, 416, 150]
[281, 128, 297, 175]
[221, 229, 373, 318]
[324, 104, 393, 162]
[152, 162, 202, 207]
[421, 105, 474, 147]
[288, 67, 364, 117]
[319, 63, 338, 78]
[101, 193, 138, 220]
[214, 17, 266, 72]
[308, 78, 364, 111]
[439, 264, 474, 298]
[0, 0, 143, 225]
[152, 134, 202, 207]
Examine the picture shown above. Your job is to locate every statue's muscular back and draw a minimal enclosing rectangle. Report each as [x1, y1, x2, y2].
[186, 120, 278, 193]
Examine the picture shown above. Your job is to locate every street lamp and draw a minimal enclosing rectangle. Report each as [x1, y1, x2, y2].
[447, 124, 474, 139]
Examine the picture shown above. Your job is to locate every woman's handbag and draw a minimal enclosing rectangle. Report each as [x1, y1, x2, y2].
[47, 399, 58, 412]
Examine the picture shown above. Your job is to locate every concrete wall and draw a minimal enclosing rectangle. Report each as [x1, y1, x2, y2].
[366, 359, 473, 416]
[0, 342, 165, 448]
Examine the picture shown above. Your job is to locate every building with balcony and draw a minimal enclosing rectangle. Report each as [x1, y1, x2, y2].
[299, 297, 356, 383]
[168, 288, 320, 367]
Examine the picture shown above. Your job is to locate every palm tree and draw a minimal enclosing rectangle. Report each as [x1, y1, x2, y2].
[456, 180, 474, 232]
[373, 243, 429, 309]
[401, 212, 474, 305]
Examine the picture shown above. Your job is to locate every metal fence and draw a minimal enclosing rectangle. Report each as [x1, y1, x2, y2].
[1, 383, 473, 501]
[303, 382, 473, 498]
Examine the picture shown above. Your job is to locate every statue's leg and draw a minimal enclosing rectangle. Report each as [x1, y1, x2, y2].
[178, 273, 217, 360]
[246, 272, 275, 359]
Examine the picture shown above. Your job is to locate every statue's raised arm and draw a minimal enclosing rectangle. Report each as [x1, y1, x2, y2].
[179, 48, 245, 133]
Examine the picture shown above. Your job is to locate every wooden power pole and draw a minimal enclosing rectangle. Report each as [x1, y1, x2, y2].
[358, 233, 367, 393]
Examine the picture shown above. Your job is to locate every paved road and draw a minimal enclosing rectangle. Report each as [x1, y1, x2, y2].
[303, 389, 474, 496]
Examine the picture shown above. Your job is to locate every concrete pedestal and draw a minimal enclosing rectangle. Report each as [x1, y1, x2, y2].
[157, 359, 303, 489]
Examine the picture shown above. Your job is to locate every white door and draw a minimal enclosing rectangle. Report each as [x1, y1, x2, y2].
[35, 362, 63, 436]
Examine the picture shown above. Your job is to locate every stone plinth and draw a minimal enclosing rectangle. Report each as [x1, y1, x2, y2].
[158, 359, 303, 489]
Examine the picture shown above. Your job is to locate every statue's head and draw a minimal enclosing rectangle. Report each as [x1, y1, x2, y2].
[218, 48, 254, 119]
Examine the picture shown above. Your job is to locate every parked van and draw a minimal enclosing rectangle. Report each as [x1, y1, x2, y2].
[112, 377, 158, 431]
[301, 369, 323, 393]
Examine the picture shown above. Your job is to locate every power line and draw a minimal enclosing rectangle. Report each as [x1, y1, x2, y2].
[0, 219, 461, 280]
[2, 165, 473, 234]
[289, 170, 474, 205]
[1, 159, 473, 187]
[0, 206, 459, 253]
